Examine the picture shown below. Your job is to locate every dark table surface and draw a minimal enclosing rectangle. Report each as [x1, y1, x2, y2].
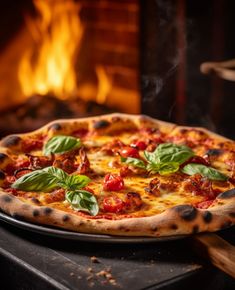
[1, 220, 235, 290]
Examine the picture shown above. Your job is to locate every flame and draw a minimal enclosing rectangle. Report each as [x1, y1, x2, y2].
[95, 66, 112, 104]
[18, 0, 83, 98]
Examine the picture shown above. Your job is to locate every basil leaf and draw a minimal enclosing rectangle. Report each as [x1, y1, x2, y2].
[181, 163, 228, 181]
[144, 151, 159, 164]
[12, 168, 59, 191]
[65, 175, 91, 191]
[12, 166, 90, 191]
[158, 162, 179, 175]
[153, 143, 194, 165]
[66, 190, 99, 216]
[121, 157, 146, 169]
[43, 135, 81, 156]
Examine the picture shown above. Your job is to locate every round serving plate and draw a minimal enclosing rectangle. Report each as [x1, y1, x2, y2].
[0, 211, 186, 243]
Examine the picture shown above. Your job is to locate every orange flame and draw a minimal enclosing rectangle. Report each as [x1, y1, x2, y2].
[18, 0, 83, 99]
[95, 66, 112, 104]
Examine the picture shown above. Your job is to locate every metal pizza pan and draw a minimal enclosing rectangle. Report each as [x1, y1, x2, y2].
[0, 211, 186, 243]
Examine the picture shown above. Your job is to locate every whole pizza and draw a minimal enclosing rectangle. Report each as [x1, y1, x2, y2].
[0, 113, 234, 237]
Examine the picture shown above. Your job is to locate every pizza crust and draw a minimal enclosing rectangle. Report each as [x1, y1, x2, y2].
[0, 113, 234, 237]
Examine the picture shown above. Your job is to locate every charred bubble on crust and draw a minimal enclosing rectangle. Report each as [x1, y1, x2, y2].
[0, 153, 8, 163]
[43, 207, 53, 215]
[174, 205, 197, 221]
[0, 170, 5, 179]
[62, 214, 70, 222]
[202, 211, 212, 223]
[1, 195, 13, 203]
[192, 225, 199, 234]
[33, 209, 40, 217]
[170, 224, 178, 230]
[48, 123, 62, 131]
[206, 148, 223, 156]
[93, 120, 110, 129]
[217, 188, 235, 199]
[1, 135, 21, 147]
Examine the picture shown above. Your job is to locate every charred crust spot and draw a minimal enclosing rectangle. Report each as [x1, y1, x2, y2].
[124, 229, 130, 232]
[217, 188, 235, 199]
[0, 170, 5, 179]
[1, 195, 12, 203]
[192, 225, 199, 234]
[43, 207, 53, 215]
[93, 120, 110, 129]
[33, 209, 40, 217]
[62, 215, 70, 222]
[0, 153, 8, 162]
[31, 197, 40, 205]
[221, 220, 232, 230]
[48, 123, 62, 131]
[170, 224, 178, 230]
[202, 211, 212, 223]
[206, 149, 223, 156]
[229, 212, 235, 218]
[1, 135, 21, 147]
[174, 205, 197, 221]
[78, 222, 84, 226]
[12, 213, 24, 220]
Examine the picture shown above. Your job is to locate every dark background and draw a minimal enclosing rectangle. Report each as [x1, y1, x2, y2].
[141, 0, 235, 139]
[0, 0, 235, 139]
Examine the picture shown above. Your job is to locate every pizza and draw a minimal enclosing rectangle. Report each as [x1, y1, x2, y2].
[0, 113, 235, 237]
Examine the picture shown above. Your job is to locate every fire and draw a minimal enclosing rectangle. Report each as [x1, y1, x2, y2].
[18, 0, 83, 99]
[95, 66, 112, 104]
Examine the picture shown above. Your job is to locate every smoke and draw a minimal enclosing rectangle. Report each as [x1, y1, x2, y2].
[142, 64, 178, 103]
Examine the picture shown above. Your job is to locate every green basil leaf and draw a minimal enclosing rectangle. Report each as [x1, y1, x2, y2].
[181, 163, 228, 181]
[12, 166, 90, 192]
[153, 143, 194, 165]
[65, 175, 91, 191]
[121, 157, 146, 169]
[146, 163, 160, 173]
[66, 190, 99, 216]
[158, 162, 179, 175]
[11, 168, 60, 191]
[43, 135, 81, 156]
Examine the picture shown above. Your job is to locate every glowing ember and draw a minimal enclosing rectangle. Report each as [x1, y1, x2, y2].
[18, 0, 83, 99]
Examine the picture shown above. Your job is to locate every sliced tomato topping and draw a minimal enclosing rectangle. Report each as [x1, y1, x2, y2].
[131, 140, 147, 150]
[120, 146, 140, 158]
[103, 174, 124, 191]
[102, 196, 125, 213]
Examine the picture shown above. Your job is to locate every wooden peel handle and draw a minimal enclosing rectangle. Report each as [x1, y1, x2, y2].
[200, 59, 235, 81]
[193, 233, 235, 278]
